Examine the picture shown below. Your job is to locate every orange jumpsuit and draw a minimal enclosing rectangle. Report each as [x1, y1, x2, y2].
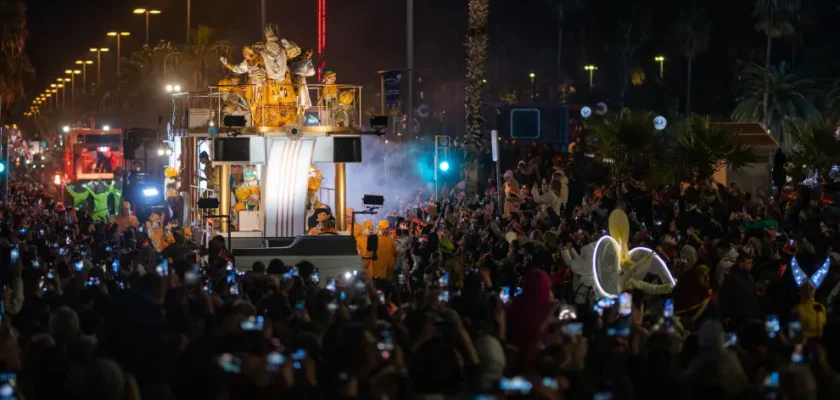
[362, 235, 398, 279]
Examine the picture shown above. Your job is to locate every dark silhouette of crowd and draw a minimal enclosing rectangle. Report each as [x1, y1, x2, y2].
[2, 144, 840, 400]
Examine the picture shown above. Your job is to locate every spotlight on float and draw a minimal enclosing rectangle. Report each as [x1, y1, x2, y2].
[142, 188, 159, 197]
[0, 163, 5, 173]
[62, 126, 70, 133]
[165, 148, 173, 156]
[98, 146, 109, 152]
[103, 125, 110, 131]
[53, 174, 61, 185]
[439, 160, 450, 172]
[157, 148, 165, 156]
[165, 85, 173, 93]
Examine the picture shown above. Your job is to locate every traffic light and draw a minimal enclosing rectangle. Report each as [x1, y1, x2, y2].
[435, 135, 451, 173]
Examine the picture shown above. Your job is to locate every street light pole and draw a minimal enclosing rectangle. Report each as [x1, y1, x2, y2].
[529, 72, 536, 101]
[261, 0, 267, 31]
[107, 32, 130, 76]
[406, 0, 414, 144]
[654, 56, 665, 79]
[65, 70, 80, 108]
[186, 0, 191, 44]
[133, 8, 161, 46]
[584, 65, 598, 89]
[75, 60, 93, 91]
[90, 48, 109, 86]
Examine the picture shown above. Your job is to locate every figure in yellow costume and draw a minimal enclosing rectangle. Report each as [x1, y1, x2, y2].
[146, 212, 175, 252]
[362, 220, 398, 279]
[281, 39, 315, 114]
[114, 201, 140, 232]
[320, 70, 338, 125]
[570, 209, 676, 299]
[219, 25, 297, 127]
[357, 220, 374, 253]
[345, 208, 362, 237]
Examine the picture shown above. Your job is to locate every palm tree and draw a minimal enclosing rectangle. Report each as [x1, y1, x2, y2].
[589, 109, 660, 195]
[651, 115, 758, 187]
[164, 25, 231, 90]
[732, 61, 818, 145]
[608, 17, 649, 107]
[823, 80, 840, 120]
[752, 0, 802, 127]
[784, 117, 840, 181]
[673, 8, 712, 115]
[0, 0, 33, 109]
[463, 0, 489, 198]
[546, 0, 584, 101]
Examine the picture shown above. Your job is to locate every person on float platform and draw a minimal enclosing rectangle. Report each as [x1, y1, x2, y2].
[363, 220, 398, 280]
[307, 207, 334, 235]
[344, 208, 362, 237]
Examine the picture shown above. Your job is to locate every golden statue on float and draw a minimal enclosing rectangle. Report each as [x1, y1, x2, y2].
[219, 24, 315, 127]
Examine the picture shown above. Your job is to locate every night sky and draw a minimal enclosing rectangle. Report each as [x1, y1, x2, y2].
[23, 0, 840, 119]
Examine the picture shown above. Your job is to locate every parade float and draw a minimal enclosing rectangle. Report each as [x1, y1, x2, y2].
[168, 24, 364, 273]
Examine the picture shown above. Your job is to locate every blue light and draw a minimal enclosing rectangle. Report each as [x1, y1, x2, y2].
[0, 163, 5, 173]
[439, 161, 450, 172]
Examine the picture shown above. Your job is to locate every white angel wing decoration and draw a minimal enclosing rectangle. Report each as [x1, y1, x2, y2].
[628, 247, 676, 287]
[590, 236, 677, 298]
[593, 237, 622, 298]
[570, 242, 597, 288]
[791, 256, 830, 289]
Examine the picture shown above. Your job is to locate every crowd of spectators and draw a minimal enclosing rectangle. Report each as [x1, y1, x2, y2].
[2, 142, 840, 400]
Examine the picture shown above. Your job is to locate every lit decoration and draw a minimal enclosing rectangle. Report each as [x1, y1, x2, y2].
[580, 106, 592, 119]
[572, 209, 676, 298]
[791, 256, 831, 289]
[595, 102, 608, 115]
[653, 116, 667, 131]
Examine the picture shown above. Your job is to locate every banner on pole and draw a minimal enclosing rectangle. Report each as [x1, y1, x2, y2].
[383, 71, 402, 109]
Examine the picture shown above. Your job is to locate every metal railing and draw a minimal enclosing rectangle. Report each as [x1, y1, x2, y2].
[171, 83, 363, 132]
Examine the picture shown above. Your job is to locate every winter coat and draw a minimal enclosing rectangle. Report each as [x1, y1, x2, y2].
[720, 268, 760, 323]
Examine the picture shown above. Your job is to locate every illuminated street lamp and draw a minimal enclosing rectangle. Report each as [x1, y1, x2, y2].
[584, 65, 598, 89]
[106, 32, 131, 75]
[75, 60, 94, 89]
[63, 125, 70, 133]
[65, 69, 81, 108]
[528, 72, 537, 101]
[89, 48, 109, 85]
[133, 8, 162, 46]
[57, 78, 69, 108]
[654, 55, 665, 79]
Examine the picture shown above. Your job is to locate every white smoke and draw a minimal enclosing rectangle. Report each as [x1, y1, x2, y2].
[315, 135, 437, 216]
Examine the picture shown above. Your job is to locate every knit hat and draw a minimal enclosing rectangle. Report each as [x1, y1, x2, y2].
[439, 239, 455, 254]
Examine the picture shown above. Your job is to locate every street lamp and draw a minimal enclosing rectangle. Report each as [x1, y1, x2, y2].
[106, 32, 130, 75]
[528, 72, 536, 101]
[75, 60, 94, 89]
[65, 70, 81, 108]
[654, 55, 665, 79]
[133, 8, 161, 46]
[63, 126, 70, 133]
[57, 78, 69, 108]
[89, 48, 109, 85]
[584, 65, 598, 89]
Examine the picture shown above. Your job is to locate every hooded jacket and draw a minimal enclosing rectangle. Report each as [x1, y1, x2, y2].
[715, 247, 739, 288]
